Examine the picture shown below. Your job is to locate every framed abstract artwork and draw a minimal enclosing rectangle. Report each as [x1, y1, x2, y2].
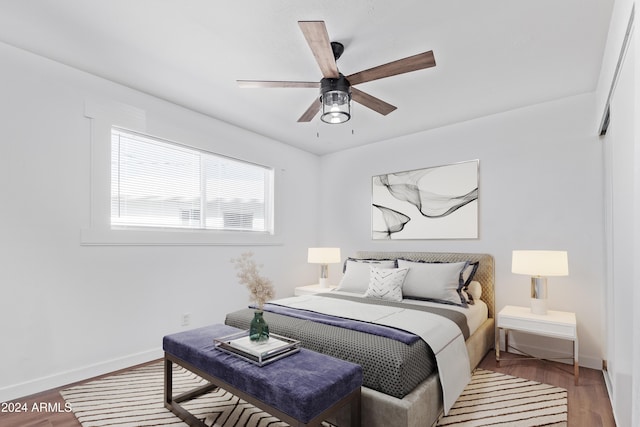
[371, 160, 479, 239]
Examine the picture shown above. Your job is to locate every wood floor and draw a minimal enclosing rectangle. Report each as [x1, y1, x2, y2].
[479, 352, 616, 426]
[1, 352, 615, 427]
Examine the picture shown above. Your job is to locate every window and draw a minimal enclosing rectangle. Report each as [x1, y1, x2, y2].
[110, 128, 274, 233]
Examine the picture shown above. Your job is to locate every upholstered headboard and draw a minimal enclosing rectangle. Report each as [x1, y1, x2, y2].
[355, 251, 496, 319]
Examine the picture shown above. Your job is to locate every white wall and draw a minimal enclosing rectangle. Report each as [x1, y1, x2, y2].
[635, 20, 640, 426]
[319, 93, 604, 369]
[602, 43, 635, 426]
[596, 1, 639, 425]
[0, 42, 321, 401]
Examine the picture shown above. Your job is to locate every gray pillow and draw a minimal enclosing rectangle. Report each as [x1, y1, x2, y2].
[397, 259, 469, 307]
[337, 259, 397, 293]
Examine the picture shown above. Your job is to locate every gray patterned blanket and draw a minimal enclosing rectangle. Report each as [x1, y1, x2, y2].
[225, 294, 469, 399]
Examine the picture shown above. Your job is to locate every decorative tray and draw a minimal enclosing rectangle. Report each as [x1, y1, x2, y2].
[213, 330, 300, 366]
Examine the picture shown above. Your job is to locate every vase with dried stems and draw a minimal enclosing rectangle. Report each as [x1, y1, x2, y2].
[231, 252, 275, 341]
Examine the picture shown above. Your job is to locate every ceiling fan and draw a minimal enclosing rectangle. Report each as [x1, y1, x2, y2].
[237, 21, 436, 124]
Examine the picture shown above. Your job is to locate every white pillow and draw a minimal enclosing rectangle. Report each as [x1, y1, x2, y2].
[397, 259, 468, 306]
[337, 259, 397, 293]
[365, 267, 408, 301]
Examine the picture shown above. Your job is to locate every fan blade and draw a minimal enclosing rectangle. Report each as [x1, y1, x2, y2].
[347, 51, 436, 85]
[298, 98, 321, 122]
[298, 21, 339, 79]
[238, 80, 320, 88]
[351, 88, 397, 116]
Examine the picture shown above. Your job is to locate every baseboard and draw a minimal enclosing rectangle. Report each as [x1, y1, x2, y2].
[602, 369, 613, 404]
[0, 348, 163, 402]
[502, 342, 602, 370]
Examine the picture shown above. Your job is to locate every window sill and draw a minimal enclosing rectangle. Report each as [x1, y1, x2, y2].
[80, 227, 283, 246]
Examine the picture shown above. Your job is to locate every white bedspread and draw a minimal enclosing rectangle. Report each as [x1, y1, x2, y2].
[272, 294, 471, 414]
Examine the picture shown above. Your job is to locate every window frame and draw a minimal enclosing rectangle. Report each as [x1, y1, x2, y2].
[110, 127, 275, 234]
[81, 99, 283, 246]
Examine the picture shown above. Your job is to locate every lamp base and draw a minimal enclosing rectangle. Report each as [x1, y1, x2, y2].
[530, 276, 548, 315]
[318, 264, 330, 288]
[530, 298, 548, 315]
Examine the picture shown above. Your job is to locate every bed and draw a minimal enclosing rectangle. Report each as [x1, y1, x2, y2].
[225, 251, 495, 427]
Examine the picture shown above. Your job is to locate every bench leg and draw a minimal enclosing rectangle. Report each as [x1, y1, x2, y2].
[351, 389, 361, 427]
[164, 356, 212, 427]
[309, 387, 361, 427]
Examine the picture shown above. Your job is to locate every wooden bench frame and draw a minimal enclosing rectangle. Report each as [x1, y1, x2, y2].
[164, 352, 361, 427]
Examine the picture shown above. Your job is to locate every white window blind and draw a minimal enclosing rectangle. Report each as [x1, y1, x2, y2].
[111, 129, 273, 233]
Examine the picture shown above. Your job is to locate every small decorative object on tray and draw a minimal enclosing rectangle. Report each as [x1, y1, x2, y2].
[214, 330, 300, 366]
[249, 310, 270, 342]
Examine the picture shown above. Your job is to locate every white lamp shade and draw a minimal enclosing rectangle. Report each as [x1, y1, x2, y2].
[308, 247, 341, 264]
[512, 250, 569, 276]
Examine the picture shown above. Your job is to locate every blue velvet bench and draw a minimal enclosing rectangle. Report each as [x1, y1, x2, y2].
[163, 324, 362, 426]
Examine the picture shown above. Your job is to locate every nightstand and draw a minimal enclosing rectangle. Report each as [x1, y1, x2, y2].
[496, 305, 578, 385]
[294, 284, 337, 296]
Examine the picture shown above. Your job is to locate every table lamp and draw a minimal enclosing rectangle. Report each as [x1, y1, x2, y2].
[512, 250, 569, 315]
[308, 247, 341, 287]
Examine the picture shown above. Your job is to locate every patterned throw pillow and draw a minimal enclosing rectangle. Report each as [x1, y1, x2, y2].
[365, 267, 409, 301]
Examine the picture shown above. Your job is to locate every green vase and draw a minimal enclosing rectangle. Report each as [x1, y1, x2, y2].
[249, 310, 269, 342]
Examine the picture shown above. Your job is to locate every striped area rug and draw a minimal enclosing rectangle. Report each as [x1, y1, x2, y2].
[437, 369, 568, 426]
[60, 361, 289, 426]
[60, 362, 567, 427]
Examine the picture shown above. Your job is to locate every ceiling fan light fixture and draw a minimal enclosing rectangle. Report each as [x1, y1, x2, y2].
[241, 21, 437, 123]
[321, 90, 350, 124]
[320, 75, 351, 124]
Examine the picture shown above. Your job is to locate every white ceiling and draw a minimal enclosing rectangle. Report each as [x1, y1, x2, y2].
[0, 0, 613, 155]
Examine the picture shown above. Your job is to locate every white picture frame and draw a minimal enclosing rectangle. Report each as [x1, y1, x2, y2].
[371, 160, 479, 240]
